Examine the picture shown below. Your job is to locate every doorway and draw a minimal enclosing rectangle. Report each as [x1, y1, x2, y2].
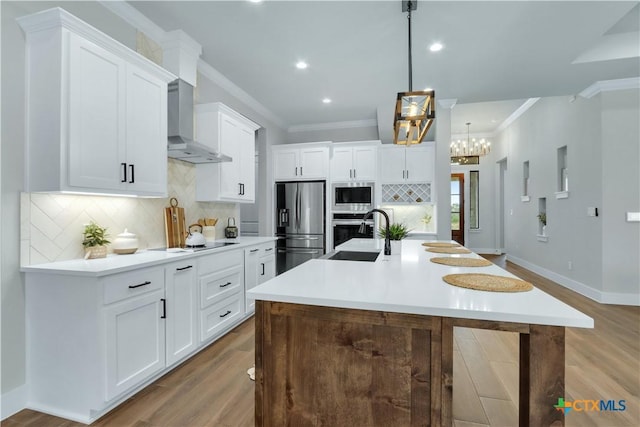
[496, 158, 507, 253]
[451, 174, 464, 245]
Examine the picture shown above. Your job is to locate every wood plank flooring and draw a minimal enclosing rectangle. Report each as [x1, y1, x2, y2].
[5, 256, 639, 426]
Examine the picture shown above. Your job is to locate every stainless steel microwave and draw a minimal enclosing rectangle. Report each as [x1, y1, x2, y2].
[331, 182, 374, 212]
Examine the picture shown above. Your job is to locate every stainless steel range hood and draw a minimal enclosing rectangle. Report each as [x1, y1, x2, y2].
[167, 79, 232, 164]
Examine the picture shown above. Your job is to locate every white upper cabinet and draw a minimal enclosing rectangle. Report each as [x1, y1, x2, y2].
[18, 8, 175, 197]
[330, 141, 379, 182]
[195, 103, 259, 203]
[272, 143, 330, 181]
[379, 144, 435, 184]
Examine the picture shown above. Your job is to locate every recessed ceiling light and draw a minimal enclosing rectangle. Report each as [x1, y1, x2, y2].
[295, 61, 308, 69]
[429, 42, 443, 52]
[322, 98, 332, 104]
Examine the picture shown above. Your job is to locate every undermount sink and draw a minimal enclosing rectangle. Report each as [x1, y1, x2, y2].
[327, 251, 380, 262]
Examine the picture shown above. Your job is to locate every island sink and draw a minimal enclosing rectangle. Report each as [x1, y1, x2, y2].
[327, 251, 380, 262]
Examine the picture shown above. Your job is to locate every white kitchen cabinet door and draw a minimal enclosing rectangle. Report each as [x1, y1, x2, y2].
[124, 65, 168, 195]
[68, 34, 126, 191]
[195, 104, 258, 203]
[244, 247, 261, 314]
[259, 252, 276, 284]
[352, 146, 377, 181]
[379, 146, 407, 183]
[273, 149, 299, 181]
[165, 262, 198, 367]
[330, 147, 354, 181]
[299, 147, 329, 179]
[105, 289, 165, 401]
[405, 146, 434, 183]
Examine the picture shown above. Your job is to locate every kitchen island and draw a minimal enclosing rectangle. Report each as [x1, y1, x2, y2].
[247, 239, 593, 427]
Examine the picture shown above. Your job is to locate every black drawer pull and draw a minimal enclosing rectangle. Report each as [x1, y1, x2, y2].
[220, 282, 232, 288]
[129, 164, 135, 183]
[129, 281, 151, 289]
[176, 265, 193, 271]
[121, 163, 127, 182]
[261, 263, 265, 276]
[265, 247, 273, 252]
[161, 298, 166, 319]
[219, 310, 232, 318]
[250, 248, 259, 253]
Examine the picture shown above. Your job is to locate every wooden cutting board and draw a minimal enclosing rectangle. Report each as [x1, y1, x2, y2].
[164, 197, 186, 248]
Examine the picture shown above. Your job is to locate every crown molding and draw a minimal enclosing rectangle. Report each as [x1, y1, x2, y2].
[494, 98, 540, 134]
[438, 98, 458, 109]
[579, 77, 640, 99]
[288, 119, 378, 133]
[97, 0, 286, 129]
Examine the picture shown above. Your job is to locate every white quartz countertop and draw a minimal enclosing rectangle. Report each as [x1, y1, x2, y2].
[21, 237, 276, 277]
[248, 239, 594, 328]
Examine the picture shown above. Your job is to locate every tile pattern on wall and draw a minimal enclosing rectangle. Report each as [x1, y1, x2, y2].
[381, 183, 432, 203]
[21, 159, 239, 266]
[379, 204, 437, 233]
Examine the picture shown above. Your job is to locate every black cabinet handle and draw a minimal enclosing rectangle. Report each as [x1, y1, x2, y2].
[406, 169, 409, 180]
[238, 183, 242, 195]
[121, 163, 127, 182]
[353, 169, 356, 179]
[250, 248, 259, 253]
[129, 164, 135, 183]
[402, 170, 405, 179]
[300, 167, 303, 176]
[261, 263, 265, 276]
[241, 183, 245, 195]
[219, 310, 232, 318]
[220, 282, 232, 288]
[161, 298, 166, 319]
[176, 265, 192, 271]
[295, 167, 298, 176]
[265, 247, 273, 252]
[128, 280, 151, 289]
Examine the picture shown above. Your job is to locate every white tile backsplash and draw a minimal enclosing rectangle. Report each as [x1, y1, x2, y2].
[21, 159, 240, 265]
[379, 204, 437, 234]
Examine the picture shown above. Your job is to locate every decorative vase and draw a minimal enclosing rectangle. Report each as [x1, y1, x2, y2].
[112, 229, 139, 254]
[390, 240, 402, 255]
[542, 225, 547, 236]
[84, 245, 107, 259]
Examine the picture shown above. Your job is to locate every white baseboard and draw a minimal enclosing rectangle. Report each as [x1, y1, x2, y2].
[470, 247, 502, 255]
[506, 255, 640, 306]
[1, 384, 27, 421]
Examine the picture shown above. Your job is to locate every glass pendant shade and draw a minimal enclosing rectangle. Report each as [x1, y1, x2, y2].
[393, 90, 435, 145]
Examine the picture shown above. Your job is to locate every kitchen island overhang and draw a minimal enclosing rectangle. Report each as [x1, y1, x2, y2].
[248, 239, 593, 426]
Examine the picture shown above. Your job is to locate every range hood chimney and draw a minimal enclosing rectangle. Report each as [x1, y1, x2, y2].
[167, 79, 232, 164]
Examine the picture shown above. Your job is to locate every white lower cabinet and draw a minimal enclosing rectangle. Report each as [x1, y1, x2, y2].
[24, 242, 273, 424]
[244, 242, 276, 313]
[164, 261, 198, 367]
[105, 288, 166, 401]
[197, 249, 245, 342]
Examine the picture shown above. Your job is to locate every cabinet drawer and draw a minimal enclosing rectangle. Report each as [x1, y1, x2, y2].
[103, 267, 164, 305]
[200, 266, 242, 309]
[200, 294, 242, 342]
[197, 249, 243, 276]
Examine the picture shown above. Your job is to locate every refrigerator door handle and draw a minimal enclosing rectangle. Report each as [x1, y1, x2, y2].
[276, 248, 321, 255]
[295, 184, 301, 230]
[278, 236, 320, 240]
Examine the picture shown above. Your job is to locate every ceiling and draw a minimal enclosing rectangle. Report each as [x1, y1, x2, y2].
[130, 1, 639, 139]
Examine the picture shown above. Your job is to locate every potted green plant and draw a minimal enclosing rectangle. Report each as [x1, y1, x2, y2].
[378, 223, 410, 254]
[82, 222, 110, 259]
[537, 213, 547, 236]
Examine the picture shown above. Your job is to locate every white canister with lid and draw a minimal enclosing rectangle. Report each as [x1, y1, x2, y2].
[112, 229, 139, 254]
[203, 226, 216, 243]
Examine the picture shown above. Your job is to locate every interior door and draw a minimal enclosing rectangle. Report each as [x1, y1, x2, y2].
[451, 174, 465, 245]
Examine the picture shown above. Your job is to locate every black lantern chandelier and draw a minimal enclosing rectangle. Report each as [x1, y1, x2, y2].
[393, 0, 435, 145]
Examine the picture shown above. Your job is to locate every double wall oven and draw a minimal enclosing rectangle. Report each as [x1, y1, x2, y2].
[331, 182, 375, 248]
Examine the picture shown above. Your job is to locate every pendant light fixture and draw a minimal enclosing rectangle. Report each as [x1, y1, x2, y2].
[393, 0, 435, 145]
[449, 122, 491, 157]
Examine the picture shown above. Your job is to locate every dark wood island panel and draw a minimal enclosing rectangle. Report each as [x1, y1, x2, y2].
[255, 301, 565, 427]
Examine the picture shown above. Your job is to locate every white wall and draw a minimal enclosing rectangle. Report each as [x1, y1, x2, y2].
[494, 91, 639, 302]
[601, 90, 640, 297]
[287, 125, 378, 144]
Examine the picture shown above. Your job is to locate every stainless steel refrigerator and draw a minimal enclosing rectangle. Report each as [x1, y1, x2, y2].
[275, 181, 326, 274]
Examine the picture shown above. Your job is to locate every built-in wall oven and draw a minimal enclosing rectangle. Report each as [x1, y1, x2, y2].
[332, 182, 374, 212]
[332, 213, 374, 248]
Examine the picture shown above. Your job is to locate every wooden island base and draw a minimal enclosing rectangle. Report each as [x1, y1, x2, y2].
[255, 301, 565, 427]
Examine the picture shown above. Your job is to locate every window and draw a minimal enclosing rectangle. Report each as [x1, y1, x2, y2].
[470, 171, 479, 229]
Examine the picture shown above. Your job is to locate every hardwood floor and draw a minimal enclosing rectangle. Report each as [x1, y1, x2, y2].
[5, 257, 639, 426]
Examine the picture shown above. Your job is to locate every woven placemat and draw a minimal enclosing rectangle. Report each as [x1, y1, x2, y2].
[443, 273, 533, 292]
[422, 242, 460, 248]
[426, 247, 472, 254]
[430, 257, 492, 267]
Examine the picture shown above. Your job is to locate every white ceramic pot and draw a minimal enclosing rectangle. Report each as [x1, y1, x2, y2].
[112, 229, 139, 255]
[390, 240, 402, 255]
